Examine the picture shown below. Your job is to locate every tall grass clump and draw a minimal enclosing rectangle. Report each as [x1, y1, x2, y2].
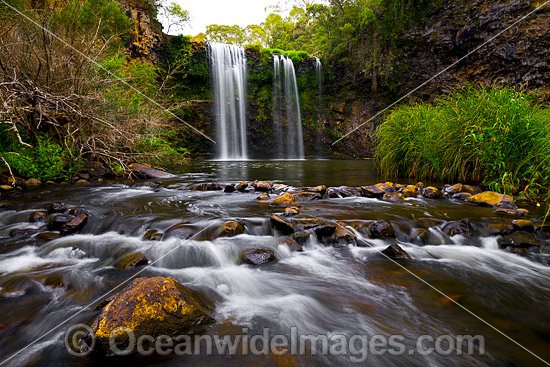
[375, 86, 550, 199]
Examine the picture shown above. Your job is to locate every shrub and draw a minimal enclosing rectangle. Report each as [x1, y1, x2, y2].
[375, 86, 550, 199]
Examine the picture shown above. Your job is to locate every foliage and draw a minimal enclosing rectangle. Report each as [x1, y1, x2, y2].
[375, 86, 550, 201]
[160, 2, 190, 35]
[0, 134, 82, 181]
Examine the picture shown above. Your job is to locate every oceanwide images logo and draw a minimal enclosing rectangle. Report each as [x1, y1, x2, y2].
[65, 324, 486, 362]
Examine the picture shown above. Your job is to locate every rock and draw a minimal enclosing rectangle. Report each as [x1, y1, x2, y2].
[382, 192, 403, 203]
[240, 248, 276, 265]
[329, 226, 357, 245]
[129, 163, 174, 179]
[494, 208, 527, 216]
[375, 183, 395, 193]
[306, 185, 327, 195]
[281, 238, 303, 252]
[498, 232, 541, 248]
[313, 224, 337, 239]
[333, 186, 361, 197]
[423, 186, 442, 199]
[191, 183, 222, 191]
[142, 230, 162, 241]
[59, 214, 88, 236]
[218, 221, 245, 238]
[468, 191, 514, 207]
[47, 213, 75, 231]
[291, 230, 315, 245]
[512, 220, 534, 232]
[74, 179, 90, 185]
[447, 183, 463, 194]
[48, 202, 70, 214]
[114, 252, 148, 269]
[381, 244, 411, 260]
[163, 224, 196, 240]
[416, 182, 425, 190]
[236, 182, 248, 191]
[29, 211, 47, 222]
[360, 185, 385, 199]
[443, 219, 476, 237]
[44, 273, 64, 288]
[272, 193, 295, 207]
[452, 192, 472, 201]
[291, 191, 324, 201]
[367, 220, 395, 239]
[25, 178, 41, 187]
[0, 185, 14, 191]
[224, 185, 236, 193]
[284, 206, 300, 216]
[402, 185, 420, 198]
[91, 277, 214, 353]
[481, 223, 514, 236]
[462, 185, 482, 195]
[34, 232, 62, 244]
[252, 181, 272, 192]
[256, 193, 270, 200]
[270, 215, 295, 235]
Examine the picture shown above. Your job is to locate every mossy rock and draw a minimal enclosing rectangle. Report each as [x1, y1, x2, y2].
[114, 252, 148, 270]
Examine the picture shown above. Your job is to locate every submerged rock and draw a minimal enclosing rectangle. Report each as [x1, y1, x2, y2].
[44, 273, 64, 288]
[281, 238, 303, 252]
[381, 244, 412, 260]
[272, 193, 295, 207]
[114, 252, 148, 270]
[91, 277, 214, 353]
[256, 193, 270, 200]
[498, 231, 541, 248]
[240, 248, 276, 265]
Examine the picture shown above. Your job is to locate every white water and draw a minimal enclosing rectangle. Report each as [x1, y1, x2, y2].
[209, 43, 248, 160]
[272, 54, 304, 160]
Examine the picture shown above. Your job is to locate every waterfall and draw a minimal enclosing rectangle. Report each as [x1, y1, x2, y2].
[272, 55, 304, 160]
[314, 57, 324, 158]
[208, 43, 248, 161]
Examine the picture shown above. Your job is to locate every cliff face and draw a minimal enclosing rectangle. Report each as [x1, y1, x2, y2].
[326, 0, 550, 157]
[132, 0, 549, 159]
[119, 0, 163, 63]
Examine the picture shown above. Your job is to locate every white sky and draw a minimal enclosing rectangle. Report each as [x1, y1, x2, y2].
[166, 0, 278, 36]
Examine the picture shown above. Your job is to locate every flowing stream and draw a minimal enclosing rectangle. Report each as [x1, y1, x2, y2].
[0, 161, 549, 367]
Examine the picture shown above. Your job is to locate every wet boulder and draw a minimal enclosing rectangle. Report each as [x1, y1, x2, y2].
[402, 185, 420, 198]
[381, 244, 412, 260]
[29, 211, 47, 223]
[375, 182, 396, 193]
[48, 202, 70, 214]
[382, 192, 403, 203]
[423, 186, 442, 199]
[191, 183, 223, 191]
[272, 193, 295, 207]
[452, 192, 472, 201]
[236, 182, 249, 191]
[498, 232, 541, 249]
[442, 219, 476, 237]
[360, 185, 384, 199]
[142, 229, 163, 241]
[224, 185, 236, 193]
[328, 226, 357, 246]
[270, 215, 295, 235]
[447, 183, 463, 194]
[468, 191, 514, 207]
[284, 206, 300, 217]
[481, 222, 514, 236]
[240, 248, 276, 265]
[25, 178, 41, 187]
[217, 221, 245, 238]
[367, 220, 395, 239]
[256, 193, 270, 201]
[91, 277, 214, 353]
[128, 163, 174, 179]
[252, 181, 272, 192]
[47, 213, 75, 231]
[291, 191, 324, 201]
[305, 185, 327, 195]
[59, 214, 88, 236]
[114, 252, 148, 270]
[291, 230, 315, 245]
[281, 238, 303, 252]
[333, 186, 361, 198]
[512, 219, 534, 232]
[34, 232, 62, 244]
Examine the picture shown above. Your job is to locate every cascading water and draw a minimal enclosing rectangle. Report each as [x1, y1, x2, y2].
[272, 54, 304, 160]
[314, 56, 324, 158]
[208, 43, 248, 160]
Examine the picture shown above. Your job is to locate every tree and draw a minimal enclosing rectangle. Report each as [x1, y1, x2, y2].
[161, 2, 190, 35]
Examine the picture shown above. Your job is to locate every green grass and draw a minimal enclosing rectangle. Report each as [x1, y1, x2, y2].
[375, 86, 550, 200]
